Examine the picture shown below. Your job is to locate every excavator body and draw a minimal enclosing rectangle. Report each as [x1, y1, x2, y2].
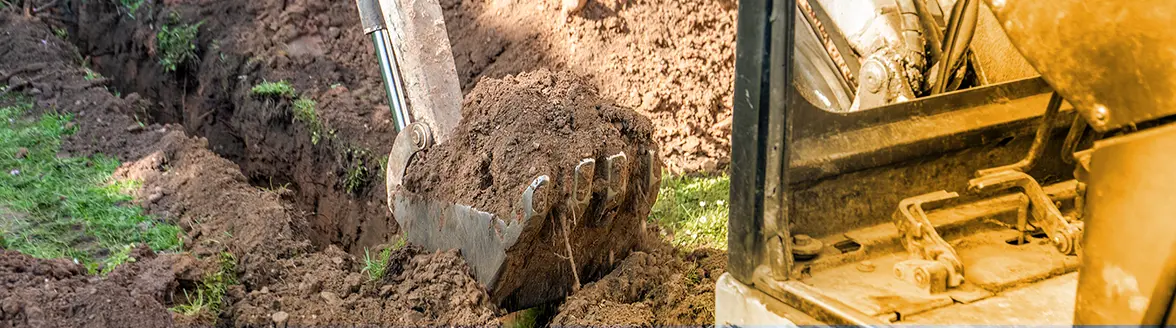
[720, 0, 1176, 325]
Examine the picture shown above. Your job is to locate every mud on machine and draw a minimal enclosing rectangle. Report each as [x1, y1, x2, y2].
[719, 0, 1176, 325]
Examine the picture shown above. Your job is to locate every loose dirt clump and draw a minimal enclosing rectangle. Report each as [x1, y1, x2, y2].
[552, 246, 727, 326]
[0, 247, 186, 328]
[405, 69, 658, 217]
[231, 245, 498, 326]
[442, 0, 737, 173]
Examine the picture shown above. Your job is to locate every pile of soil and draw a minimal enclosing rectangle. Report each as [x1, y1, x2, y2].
[0, 247, 194, 327]
[232, 245, 497, 326]
[553, 246, 727, 325]
[442, 0, 738, 173]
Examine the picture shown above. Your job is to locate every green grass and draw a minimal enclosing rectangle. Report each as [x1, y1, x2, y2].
[0, 95, 183, 272]
[344, 162, 368, 195]
[361, 247, 392, 282]
[292, 97, 324, 145]
[83, 68, 102, 81]
[171, 252, 236, 317]
[250, 80, 296, 99]
[649, 173, 730, 250]
[52, 27, 68, 40]
[121, 0, 145, 18]
[156, 18, 202, 73]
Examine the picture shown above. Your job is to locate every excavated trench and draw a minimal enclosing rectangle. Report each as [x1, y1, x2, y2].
[63, 1, 396, 255]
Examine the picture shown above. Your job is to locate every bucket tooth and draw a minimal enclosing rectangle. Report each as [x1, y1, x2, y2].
[644, 149, 662, 206]
[592, 152, 630, 226]
[605, 152, 630, 206]
[504, 175, 550, 244]
[568, 158, 595, 226]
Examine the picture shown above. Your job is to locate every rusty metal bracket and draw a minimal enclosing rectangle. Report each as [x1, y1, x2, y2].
[968, 170, 1082, 255]
[976, 92, 1063, 176]
[892, 190, 964, 292]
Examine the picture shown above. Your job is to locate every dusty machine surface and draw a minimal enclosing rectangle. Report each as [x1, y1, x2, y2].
[354, 0, 661, 311]
[718, 0, 1176, 325]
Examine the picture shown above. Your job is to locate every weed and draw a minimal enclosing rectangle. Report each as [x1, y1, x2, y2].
[649, 173, 730, 250]
[391, 235, 406, 250]
[0, 96, 183, 268]
[250, 80, 295, 99]
[292, 97, 317, 123]
[261, 177, 291, 195]
[291, 96, 326, 145]
[344, 162, 368, 194]
[97, 244, 137, 275]
[156, 16, 203, 73]
[171, 251, 236, 317]
[120, 0, 145, 18]
[361, 247, 393, 281]
[377, 156, 389, 179]
[52, 27, 67, 40]
[83, 68, 102, 81]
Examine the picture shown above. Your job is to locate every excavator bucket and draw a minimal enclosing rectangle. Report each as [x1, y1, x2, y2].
[355, 0, 662, 311]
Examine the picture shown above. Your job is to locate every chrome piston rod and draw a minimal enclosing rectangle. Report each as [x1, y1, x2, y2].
[356, 0, 411, 133]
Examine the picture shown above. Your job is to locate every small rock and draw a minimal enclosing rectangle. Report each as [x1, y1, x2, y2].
[856, 261, 876, 273]
[327, 27, 341, 39]
[379, 284, 396, 297]
[260, 287, 270, 294]
[146, 192, 163, 203]
[271, 311, 289, 325]
[125, 124, 144, 133]
[14, 147, 28, 159]
[320, 291, 342, 307]
[64, 122, 75, 130]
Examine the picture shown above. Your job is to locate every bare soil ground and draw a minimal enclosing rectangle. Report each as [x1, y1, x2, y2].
[0, 0, 734, 325]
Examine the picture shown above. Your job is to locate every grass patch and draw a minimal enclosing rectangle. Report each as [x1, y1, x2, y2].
[649, 173, 729, 250]
[120, 0, 145, 18]
[171, 252, 237, 318]
[361, 247, 392, 282]
[292, 97, 324, 145]
[359, 237, 405, 282]
[52, 27, 68, 40]
[344, 162, 368, 195]
[342, 147, 373, 195]
[83, 68, 102, 81]
[0, 95, 183, 272]
[250, 80, 296, 99]
[156, 16, 202, 73]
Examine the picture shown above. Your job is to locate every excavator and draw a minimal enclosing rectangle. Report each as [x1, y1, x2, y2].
[355, 0, 1176, 324]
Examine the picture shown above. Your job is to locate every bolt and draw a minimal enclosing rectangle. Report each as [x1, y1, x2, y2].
[793, 234, 812, 246]
[1093, 105, 1109, 123]
[410, 124, 432, 148]
[862, 60, 886, 93]
[857, 261, 876, 273]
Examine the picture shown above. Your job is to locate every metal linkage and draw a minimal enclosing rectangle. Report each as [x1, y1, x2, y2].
[891, 190, 964, 293]
[968, 170, 1082, 255]
[976, 92, 1063, 176]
